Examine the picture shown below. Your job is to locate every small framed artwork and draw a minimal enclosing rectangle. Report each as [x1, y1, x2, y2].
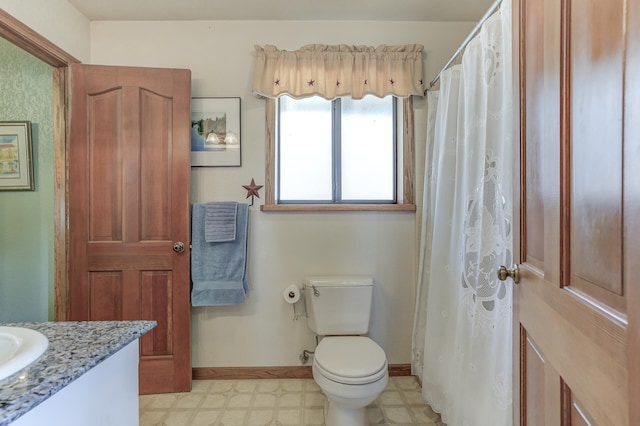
[191, 97, 241, 167]
[0, 121, 34, 191]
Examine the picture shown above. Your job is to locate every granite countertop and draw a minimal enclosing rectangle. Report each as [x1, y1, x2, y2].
[0, 321, 156, 426]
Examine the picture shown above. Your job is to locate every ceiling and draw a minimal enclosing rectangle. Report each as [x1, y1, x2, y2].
[66, 0, 496, 22]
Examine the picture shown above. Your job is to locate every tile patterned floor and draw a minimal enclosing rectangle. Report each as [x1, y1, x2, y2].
[139, 376, 445, 426]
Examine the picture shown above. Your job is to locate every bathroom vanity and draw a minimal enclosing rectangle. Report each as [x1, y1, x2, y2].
[0, 321, 155, 426]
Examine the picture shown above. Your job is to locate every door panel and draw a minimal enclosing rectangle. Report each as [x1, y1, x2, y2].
[88, 89, 123, 242]
[89, 272, 123, 320]
[140, 89, 173, 240]
[569, 0, 625, 313]
[515, 0, 637, 424]
[140, 271, 173, 356]
[69, 64, 191, 394]
[522, 0, 561, 276]
[522, 334, 545, 426]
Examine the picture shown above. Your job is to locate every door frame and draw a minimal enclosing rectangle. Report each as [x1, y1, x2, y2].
[0, 9, 79, 321]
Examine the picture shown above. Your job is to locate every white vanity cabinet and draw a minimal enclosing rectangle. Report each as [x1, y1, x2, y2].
[0, 321, 155, 426]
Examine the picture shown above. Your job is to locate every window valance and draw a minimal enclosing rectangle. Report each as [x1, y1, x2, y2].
[252, 44, 424, 100]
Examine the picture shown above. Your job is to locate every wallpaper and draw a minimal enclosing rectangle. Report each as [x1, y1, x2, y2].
[0, 37, 54, 322]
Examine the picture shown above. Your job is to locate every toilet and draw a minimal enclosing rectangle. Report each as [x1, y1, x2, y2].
[303, 276, 389, 426]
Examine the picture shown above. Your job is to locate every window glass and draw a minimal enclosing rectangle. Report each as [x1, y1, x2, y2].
[278, 96, 332, 201]
[341, 96, 395, 201]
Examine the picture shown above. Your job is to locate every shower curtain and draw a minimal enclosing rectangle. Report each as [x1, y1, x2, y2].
[412, 2, 513, 425]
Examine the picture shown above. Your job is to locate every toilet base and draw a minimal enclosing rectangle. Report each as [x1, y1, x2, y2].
[312, 349, 388, 426]
[324, 399, 368, 426]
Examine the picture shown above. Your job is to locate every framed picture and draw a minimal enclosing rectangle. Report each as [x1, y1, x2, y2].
[0, 121, 34, 191]
[191, 97, 241, 167]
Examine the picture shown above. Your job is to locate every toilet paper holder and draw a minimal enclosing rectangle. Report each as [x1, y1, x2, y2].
[283, 284, 307, 321]
[295, 303, 306, 321]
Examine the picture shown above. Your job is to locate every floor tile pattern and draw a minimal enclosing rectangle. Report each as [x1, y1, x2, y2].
[140, 377, 445, 426]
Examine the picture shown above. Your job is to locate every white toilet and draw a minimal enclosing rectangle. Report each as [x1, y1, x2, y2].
[303, 275, 389, 426]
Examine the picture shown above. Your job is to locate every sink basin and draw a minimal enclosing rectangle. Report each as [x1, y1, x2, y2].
[0, 326, 49, 381]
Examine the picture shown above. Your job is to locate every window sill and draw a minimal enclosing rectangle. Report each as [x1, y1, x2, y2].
[260, 204, 417, 212]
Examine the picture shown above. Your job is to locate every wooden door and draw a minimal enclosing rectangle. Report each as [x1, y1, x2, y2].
[68, 64, 192, 394]
[513, 0, 640, 424]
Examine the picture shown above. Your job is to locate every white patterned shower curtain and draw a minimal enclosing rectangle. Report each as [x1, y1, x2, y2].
[411, 2, 513, 425]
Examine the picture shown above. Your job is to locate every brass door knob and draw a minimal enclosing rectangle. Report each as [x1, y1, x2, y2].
[497, 264, 520, 284]
[173, 242, 185, 253]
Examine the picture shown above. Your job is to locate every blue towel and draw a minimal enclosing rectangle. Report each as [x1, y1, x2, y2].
[205, 201, 238, 242]
[191, 203, 249, 306]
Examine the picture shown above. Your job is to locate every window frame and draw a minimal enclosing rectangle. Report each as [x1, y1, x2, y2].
[261, 97, 416, 212]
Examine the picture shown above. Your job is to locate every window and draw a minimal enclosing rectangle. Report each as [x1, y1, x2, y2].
[253, 44, 422, 211]
[262, 97, 416, 212]
[278, 95, 396, 204]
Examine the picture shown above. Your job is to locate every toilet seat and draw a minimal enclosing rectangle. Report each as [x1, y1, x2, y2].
[314, 336, 388, 385]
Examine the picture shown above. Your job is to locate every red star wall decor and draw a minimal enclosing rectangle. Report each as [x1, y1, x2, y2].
[242, 178, 264, 199]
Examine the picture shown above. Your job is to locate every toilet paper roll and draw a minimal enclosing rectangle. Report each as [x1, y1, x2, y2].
[283, 284, 301, 304]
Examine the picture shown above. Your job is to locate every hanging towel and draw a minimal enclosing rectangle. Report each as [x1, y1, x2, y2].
[191, 202, 249, 306]
[205, 201, 238, 242]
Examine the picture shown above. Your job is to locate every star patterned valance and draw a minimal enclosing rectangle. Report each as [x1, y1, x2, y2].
[252, 44, 424, 100]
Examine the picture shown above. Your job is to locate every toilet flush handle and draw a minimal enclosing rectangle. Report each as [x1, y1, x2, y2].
[311, 285, 320, 296]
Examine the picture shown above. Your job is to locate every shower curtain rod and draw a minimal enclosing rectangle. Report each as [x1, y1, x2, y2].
[425, 0, 503, 92]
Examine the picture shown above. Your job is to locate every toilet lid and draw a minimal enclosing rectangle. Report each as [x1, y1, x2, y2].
[314, 336, 387, 384]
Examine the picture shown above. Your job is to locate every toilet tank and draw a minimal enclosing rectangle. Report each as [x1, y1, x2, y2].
[304, 275, 373, 335]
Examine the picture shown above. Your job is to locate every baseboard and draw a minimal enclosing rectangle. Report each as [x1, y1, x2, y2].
[193, 366, 313, 380]
[388, 364, 412, 376]
[192, 364, 412, 380]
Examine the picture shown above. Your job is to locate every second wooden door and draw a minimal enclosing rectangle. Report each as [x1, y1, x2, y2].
[68, 64, 192, 394]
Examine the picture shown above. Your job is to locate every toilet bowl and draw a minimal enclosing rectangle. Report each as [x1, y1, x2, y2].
[312, 336, 389, 426]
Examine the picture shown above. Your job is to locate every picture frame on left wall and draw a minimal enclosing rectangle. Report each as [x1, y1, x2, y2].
[191, 97, 241, 167]
[0, 121, 34, 191]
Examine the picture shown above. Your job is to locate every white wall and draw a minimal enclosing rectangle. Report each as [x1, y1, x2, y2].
[89, 20, 474, 367]
[0, 0, 90, 62]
